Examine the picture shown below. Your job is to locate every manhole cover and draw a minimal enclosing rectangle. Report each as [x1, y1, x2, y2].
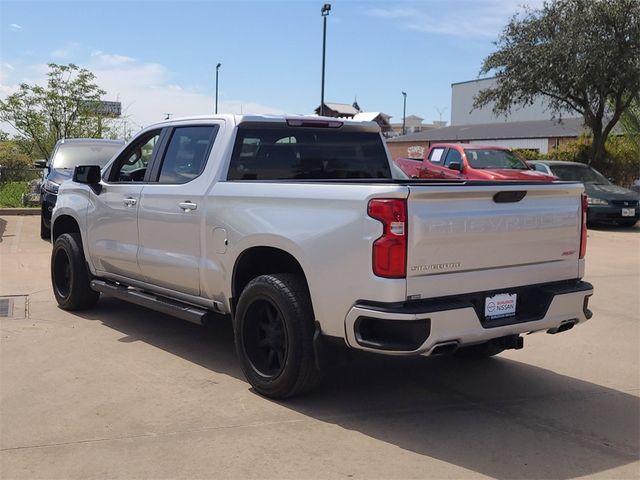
[0, 296, 27, 319]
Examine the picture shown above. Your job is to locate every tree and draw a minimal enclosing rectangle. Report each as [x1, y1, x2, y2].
[619, 96, 640, 152]
[0, 63, 114, 159]
[474, 0, 640, 167]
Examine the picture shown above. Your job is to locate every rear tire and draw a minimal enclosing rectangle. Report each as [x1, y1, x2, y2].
[40, 211, 50, 240]
[51, 233, 99, 310]
[454, 341, 505, 359]
[234, 273, 322, 399]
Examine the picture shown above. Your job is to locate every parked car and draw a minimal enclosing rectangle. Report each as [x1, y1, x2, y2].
[529, 160, 639, 227]
[34, 138, 124, 239]
[51, 114, 593, 398]
[395, 143, 556, 181]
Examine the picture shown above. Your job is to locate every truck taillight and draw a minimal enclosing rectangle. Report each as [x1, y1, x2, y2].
[367, 199, 407, 278]
[580, 193, 587, 259]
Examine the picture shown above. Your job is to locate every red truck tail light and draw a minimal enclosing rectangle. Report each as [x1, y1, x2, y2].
[580, 192, 588, 259]
[367, 199, 407, 278]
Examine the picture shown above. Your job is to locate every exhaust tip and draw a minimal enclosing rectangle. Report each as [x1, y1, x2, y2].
[547, 319, 577, 334]
[430, 341, 459, 356]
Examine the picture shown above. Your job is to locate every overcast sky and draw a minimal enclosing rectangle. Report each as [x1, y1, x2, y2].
[1, 0, 544, 134]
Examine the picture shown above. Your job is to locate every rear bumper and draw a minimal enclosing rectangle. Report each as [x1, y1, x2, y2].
[344, 280, 593, 355]
[588, 205, 638, 224]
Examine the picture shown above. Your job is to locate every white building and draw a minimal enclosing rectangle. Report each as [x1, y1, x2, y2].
[451, 77, 580, 126]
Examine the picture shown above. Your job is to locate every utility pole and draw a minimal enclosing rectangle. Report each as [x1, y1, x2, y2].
[215, 63, 222, 114]
[320, 4, 331, 116]
[402, 91, 407, 135]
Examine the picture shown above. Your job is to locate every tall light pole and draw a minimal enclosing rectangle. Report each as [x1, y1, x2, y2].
[215, 63, 222, 114]
[320, 3, 331, 116]
[402, 91, 407, 135]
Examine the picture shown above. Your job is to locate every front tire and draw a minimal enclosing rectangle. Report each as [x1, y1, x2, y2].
[51, 233, 99, 310]
[234, 273, 322, 399]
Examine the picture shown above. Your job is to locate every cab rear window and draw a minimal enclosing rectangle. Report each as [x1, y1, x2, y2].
[227, 126, 391, 180]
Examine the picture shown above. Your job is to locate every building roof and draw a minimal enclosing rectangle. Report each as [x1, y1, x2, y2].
[353, 112, 392, 122]
[387, 117, 594, 143]
[323, 102, 360, 115]
[451, 77, 496, 87]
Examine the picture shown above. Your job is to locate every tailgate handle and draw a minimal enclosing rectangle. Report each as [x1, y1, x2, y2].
[493, 191, 527, 203]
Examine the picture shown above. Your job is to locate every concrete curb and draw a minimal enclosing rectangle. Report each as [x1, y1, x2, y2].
[0, 208, 40, 216]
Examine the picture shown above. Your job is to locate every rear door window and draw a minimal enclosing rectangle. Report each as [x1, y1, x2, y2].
[227, 126, 391, 180]
[156, 126, 218, 184]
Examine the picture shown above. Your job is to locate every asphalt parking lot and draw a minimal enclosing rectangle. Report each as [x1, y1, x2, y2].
[1, 215, 638, 479]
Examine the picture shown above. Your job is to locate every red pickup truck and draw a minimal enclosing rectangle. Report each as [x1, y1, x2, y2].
[394, 143, 556, 181]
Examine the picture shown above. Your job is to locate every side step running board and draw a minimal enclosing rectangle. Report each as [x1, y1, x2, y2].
[90, 280, 209, 325]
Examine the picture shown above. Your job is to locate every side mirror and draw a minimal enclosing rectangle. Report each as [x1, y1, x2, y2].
[33, 159, 47, 169]
[607, 177, 615, 183]
[448, 162, 462, 172]
[73, 165, 102, 193]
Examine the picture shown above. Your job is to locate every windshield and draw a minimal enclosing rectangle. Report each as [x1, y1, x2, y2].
[51, 143, 122, 169]
[464, 149, 528, 170]
[549, 164, 611, 184]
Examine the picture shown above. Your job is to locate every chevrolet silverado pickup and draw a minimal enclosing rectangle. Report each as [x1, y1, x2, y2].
[395, 143, 556, 181]
[50, 115, 593, 398]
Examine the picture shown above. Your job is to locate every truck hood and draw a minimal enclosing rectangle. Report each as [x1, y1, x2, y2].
[47, 167, 73, 185]
[584, 183, 639, 201]
[472, 169, 556, 181]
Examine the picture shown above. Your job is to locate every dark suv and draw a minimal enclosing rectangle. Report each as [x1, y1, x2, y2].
[36, 138, 124, 239]
[530, 160, 639, 227]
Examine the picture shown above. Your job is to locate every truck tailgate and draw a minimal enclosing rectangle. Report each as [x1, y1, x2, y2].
[406, 182, 583, 298]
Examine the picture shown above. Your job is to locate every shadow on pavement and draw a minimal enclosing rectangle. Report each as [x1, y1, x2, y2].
[588, 222, 639, 233]
[76, 297, 639, 479]
[0, 217, 7, 242]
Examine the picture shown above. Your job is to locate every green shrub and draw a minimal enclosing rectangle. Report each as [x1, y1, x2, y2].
[0, 141, 34, 183]
[0, 181, 30, 208]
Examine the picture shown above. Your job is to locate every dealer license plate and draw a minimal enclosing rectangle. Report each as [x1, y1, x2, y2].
[485, 293, 517, 320]
[622, 208, 635, 217]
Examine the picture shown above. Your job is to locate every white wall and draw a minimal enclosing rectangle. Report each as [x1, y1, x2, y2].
[469, 138, 549, 153]
[451, 78, 578, 126]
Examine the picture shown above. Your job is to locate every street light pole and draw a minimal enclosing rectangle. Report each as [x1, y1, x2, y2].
[320, 3, 331, 116]
[215, 63, 222, 114]
[402, 91, 407, 135]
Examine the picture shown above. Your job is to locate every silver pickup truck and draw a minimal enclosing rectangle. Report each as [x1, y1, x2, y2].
[50, 114, 593, 398]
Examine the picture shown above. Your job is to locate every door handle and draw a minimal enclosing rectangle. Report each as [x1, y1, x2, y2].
[123, 197, 137, 207]
[179, 201, 198, 212]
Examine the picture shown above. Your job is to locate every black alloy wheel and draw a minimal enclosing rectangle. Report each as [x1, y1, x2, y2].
[234, 273, 323, 398]
[243, 298, 288, 378]
[52, 247, 72, 298]
[50, 233, 100, 310]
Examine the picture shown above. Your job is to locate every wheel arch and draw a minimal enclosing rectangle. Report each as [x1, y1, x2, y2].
[231, 246, 311, 314]
[52, 214, 81, 242]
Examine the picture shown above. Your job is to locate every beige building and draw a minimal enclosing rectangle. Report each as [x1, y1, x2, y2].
[386, 117, 592, 160]
[389, 115, 446, 137]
